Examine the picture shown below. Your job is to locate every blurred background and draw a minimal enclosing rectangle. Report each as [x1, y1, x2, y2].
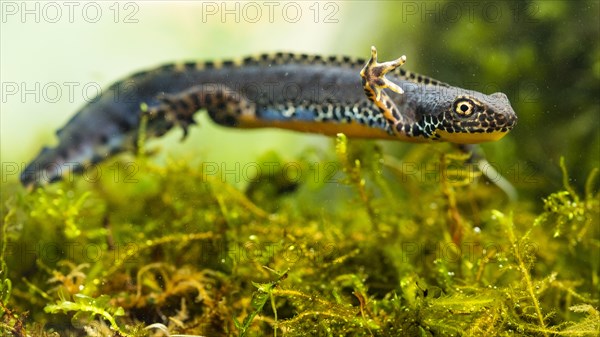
[1, 0, 598, 200]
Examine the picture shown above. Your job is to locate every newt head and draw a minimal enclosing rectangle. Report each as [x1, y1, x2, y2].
[409, 88, 518, 144]
[436, 92, 517, 143]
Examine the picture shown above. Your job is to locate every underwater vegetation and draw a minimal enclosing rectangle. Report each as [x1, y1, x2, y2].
[1, 0, 598, 335]
[1, 136, 598, 336]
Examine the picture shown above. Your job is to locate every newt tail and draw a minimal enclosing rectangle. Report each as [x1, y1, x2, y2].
[21, 47, 517, 187]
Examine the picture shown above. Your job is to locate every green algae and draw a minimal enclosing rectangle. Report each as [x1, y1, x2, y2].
[1, 138, 598, 336]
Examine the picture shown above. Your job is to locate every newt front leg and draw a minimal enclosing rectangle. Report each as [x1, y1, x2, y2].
[360, 46, 407, 132]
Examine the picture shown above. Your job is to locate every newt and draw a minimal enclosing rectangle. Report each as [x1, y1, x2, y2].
[20, 46, 517, 187]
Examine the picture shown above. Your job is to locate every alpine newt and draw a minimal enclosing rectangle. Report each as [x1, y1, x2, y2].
[21, 46, 517, 187]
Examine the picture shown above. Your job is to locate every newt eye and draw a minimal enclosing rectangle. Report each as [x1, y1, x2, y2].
[453, 98, 476, 117]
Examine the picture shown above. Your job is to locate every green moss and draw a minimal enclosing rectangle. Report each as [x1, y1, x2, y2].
[1, 140, 598, 336]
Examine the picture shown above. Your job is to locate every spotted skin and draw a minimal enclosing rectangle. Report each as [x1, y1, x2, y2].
[21, 48, 517, 187]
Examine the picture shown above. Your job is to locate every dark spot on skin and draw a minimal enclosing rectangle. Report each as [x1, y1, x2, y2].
[48, 174, 62, 184]
[91, 154, 104, 164]
[178, 99, 191, 112]
[184, 62, 197, 70]
[417, 75, 422, 82]
[409, 73, 416, 79]
[275, 52, 284, 58]
[328, 56, 337, 63]
[260, 54, 269, 61]
[342, 56, 351, 63]
[223, 115, 238, 126]
[100, 134, 108, 144]
[423, 78, 430, 85]
[160, 64, 175, 72]
[204, 61, 215, 69]
[190, 93, 201, 110]
[243, 57, 255, 65]
[334, 107, 343, 119]
[109, 146, 122, 155]
[415, 105, 428, 118]
[130, 70, 148, 80]
[223, 60, 234, 67]
[399, 69, 406, 76]
[57, 148, 68, 158]
[115, 117, 131, 132]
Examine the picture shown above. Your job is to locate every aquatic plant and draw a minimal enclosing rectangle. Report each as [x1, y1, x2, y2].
[1, 139, 597, 336]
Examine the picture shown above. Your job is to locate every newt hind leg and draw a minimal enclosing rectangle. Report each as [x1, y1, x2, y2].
[145, 84, 257, 139]
[360, 46, 408, 135]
